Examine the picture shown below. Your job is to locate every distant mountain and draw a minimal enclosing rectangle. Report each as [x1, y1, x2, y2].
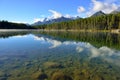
[91, 11, 105, 17]
[111, 7, 120, 14]
[32, 16, 81, 26]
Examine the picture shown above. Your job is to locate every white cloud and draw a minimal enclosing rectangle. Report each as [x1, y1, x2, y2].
[33, 10, 63, 23]
[34, 18, 44, 23]
[77, 6, 86, 13]
[92, 0, 104, 11]
[87, 0, 120, 16]
[64, 14, 72, 18]
[48, 10, 62, 19]
[32, 0, 120, 22]
[92, 0, 118, 13]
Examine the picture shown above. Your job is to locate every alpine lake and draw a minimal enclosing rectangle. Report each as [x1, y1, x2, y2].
[0, 30, 120, 80]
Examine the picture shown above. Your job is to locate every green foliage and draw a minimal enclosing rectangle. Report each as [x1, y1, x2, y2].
[33, 13, 120, 30]
[38, 31, 120, 50]
[0, 31, 31, 38]
[0, 21, 34, 29]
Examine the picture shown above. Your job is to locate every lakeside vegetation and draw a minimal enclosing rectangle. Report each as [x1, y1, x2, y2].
[36, 31, 120, 50]
[33, 13, 120, 30]
[0, 31, 31, 38]
[1, 13, 120, 31]
[0, 12, 120, 80]
[0, 21, 34, 29]
[0, 31, 120, 50]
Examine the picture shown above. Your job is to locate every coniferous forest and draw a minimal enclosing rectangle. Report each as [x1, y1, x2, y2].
[0, 13, 120, 30]
[0, 21, 34, 29]
[34, 13, 120, 30]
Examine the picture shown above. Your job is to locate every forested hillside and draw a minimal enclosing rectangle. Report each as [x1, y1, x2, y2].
[34, 13, 120, 30]
[0, 21, 34, 29]
[1, 13, 120, 30]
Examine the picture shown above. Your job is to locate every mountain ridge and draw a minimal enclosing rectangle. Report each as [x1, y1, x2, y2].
[32, 7, 120, 26]
[91, 11, 106, 17]
[32, 16, 81, 26]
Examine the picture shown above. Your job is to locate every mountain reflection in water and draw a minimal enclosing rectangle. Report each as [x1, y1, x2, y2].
[0, 31, 120, 80]
[34, 35, 120, 67]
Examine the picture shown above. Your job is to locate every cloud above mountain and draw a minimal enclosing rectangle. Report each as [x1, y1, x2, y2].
[92, 0, 118, 13]
[34, 18, 45, 23]
[33, 0, 120, 23]
[87, 0, 120, 16]
[33, 10, 73, 23]
[77, 6, 86, 13]
[48, 10, 62, 19]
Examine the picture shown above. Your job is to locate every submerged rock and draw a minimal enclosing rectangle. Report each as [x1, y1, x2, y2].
[31, 72, 48, 80]
[44, 62, 63, 68]
[51, 72, 73, 80]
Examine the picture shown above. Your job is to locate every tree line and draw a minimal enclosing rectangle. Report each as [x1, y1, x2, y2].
[0, 21, 34, 29]
[34, 13, 120, 30]
[1, 13, 120, 30]
[37, 31, 120, 50]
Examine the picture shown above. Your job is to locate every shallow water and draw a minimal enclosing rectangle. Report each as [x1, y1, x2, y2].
[0, 31, 120, 80]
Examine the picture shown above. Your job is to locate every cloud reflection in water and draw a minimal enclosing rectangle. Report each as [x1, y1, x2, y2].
[34, 35, 120, 66]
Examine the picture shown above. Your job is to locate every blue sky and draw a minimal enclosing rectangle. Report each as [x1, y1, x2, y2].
[0, 0, 120, 24]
